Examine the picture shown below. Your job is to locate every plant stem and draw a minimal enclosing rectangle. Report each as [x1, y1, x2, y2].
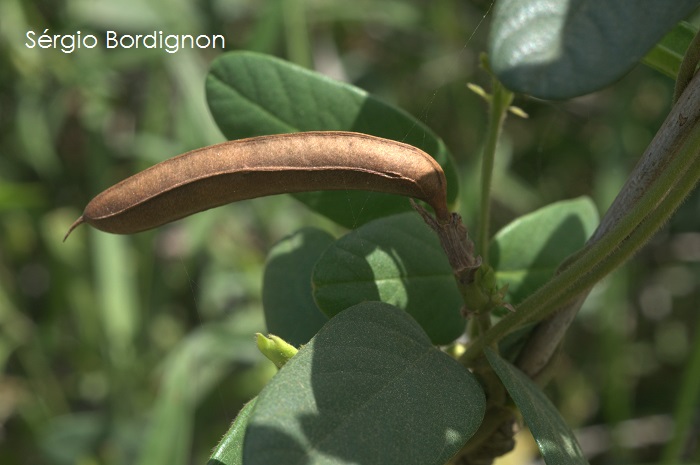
[461, 118, 700, 364]
[283, 0, 313, 68]
[476, 310, 493, 337]
[478, 80, 513, 264]
[517, 70, 700, 377]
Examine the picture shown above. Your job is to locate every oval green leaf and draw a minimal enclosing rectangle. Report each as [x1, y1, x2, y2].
[485, 349, 589, 465]
[263, 227, 333, 346]
[206, 51, 459, 227]
[489, 0, 700, 99]
[207, 398, 257, 465]
[244, 302, 486, 465]
[312, 212, 465, 345]
[490, 197, 599, 305]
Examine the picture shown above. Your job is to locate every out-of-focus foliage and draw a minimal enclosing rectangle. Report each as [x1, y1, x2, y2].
[1, 1, 699, 464]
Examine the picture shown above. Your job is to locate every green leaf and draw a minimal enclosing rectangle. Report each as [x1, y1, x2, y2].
[244, 302, 486, 465]
[207, 398, 257, 465]
[485, 349, 589, 465]
[489, 0, 700, 99]
[312, 212, 465, 345]
[262, 227, 332, 346]
[490, 197, 599, 305]
[93, 233, 139, 364]
[643, 21, 699, 79]
[205, 51, 459, 227]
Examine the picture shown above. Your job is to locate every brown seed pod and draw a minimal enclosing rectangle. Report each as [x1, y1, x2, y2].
[64, 131, 449, 240]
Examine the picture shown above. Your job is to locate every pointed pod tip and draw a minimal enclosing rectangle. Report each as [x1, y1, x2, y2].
[63, 215, 85, 242]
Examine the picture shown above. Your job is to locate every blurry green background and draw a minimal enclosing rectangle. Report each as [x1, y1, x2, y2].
[1, 1, 698, 464]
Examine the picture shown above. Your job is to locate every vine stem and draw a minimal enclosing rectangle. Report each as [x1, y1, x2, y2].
[471, 79, 513, 336]
[517, 69, 700, 377]
[460, 115, 700, 364]
[477, 79, 513, 264]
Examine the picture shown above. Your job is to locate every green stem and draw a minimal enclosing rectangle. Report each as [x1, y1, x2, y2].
[517, 71, 700, 377]
[661, 312, 700, 464]
[283, 0, 313, 68]
[461, 118, 700, 364]
[476, 309, 493, 336]
[478, 81, 513, 264]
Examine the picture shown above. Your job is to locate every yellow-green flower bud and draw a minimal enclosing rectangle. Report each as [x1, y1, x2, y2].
[256, 333, 298, 369]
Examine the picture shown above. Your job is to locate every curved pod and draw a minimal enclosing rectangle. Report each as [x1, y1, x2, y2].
[65, 131, 449, 239]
